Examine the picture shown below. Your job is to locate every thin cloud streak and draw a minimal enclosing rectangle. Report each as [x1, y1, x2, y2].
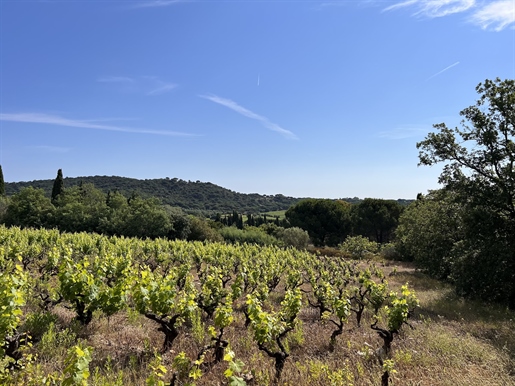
[98, 75, 177, 96]
[146, 83, 177, 96]
[470, 1, 515, 31]
[384, 0, 475, 17]
[0, 113, 197, 137]
[199, 94, 298, 140]
[383, 0, 418, 12]
[426, 61, 460, 81]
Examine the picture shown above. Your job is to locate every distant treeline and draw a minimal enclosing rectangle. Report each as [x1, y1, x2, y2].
[0, 170, 409, 250]
[4, 176, 301, 215]
[4, 175, 413, 215]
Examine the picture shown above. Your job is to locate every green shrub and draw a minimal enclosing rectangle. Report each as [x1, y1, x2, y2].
[219, 226, 279, 246]
[282, 227, 310, 250]
[339, 235, 378, 260]
[187, 217, 223, 242]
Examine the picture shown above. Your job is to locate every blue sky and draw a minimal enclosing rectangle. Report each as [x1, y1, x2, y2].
[0, 0, 513, 199]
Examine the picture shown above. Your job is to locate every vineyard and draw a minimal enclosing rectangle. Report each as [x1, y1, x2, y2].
[0, 226, 513, 385]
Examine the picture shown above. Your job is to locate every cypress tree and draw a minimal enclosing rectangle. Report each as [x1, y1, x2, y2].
[0, 165, 5, 196]
[247, 213, 254, 227]
[51, 169, 64, 202]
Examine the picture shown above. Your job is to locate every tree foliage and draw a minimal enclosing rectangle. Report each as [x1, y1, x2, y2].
[6, 175, 302, 214]
[0, 165, 5, 197]
[351, 199, 403, 243]
[1, 183, 191, 240]
[414, 78, 515, 307]
[54, 183, 108, 233]
[51, 169, 64, 203]
[418, 78, 515, 219]
[4, 187, 55, 229]
[285, 199, 352, 247]
[281, 227, 310, 250]
[395, 191, 463, 278]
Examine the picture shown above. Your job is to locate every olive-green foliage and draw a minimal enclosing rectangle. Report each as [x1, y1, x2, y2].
[3, 187, 55, 228]
[5, 176, 301, 214]
[285, 199, 352, 247]
[451, 204, 515, 305]
[219, 226, 279, 246]
[339, 235, 379, 260]
[187, 216, 223, 242]
[54, 183, 108, 233]
[351, 198, 403, 243]
[258, 223, 285, 240]
[164, 206, 191, 240]
[414, 78, 515, 308]
[0, 196, 8, 224]
[379, 243, 400, 260]
[20, 312, 58, 343]
[120, 196, 171, 239]
[1, 183, 189, 240]
[395, 191, 463, 277]
[281, 227, 310, 250]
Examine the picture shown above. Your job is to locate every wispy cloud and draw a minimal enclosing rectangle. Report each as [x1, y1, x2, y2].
[143, 77, 177, 96]
[199, 94, 298, 140]
[384, 0, 476, 17]
[470, 1, 515, 31]
[377, 126, 428, 139]
[26, 145, 72, 153]
[98, 75, 177, 96]
[147, 84, 177, 96]
[383, 0, 514, 30]
[426, 61, 460, 81]
[383, 0, 419, 12]
[132, 0, 187, 9]
[0, 113, 197, 137]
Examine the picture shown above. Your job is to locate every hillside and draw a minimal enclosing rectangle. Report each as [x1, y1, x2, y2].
[4, 176, 302, 214]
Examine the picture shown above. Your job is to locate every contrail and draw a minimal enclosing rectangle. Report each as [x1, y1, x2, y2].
[257, 74, 260, 86]
[0, 113, 197, 137]
[426, 61, 460, 81]
[199, 94, 298, 140]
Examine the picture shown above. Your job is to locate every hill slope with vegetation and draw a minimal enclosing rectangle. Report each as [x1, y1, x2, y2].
[5, 176, 302, 214]
[4, 175, 413, 214]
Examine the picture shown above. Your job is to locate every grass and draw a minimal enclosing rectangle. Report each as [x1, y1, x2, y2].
[261, 210, 287, 219]
[8, 261, 515, 386]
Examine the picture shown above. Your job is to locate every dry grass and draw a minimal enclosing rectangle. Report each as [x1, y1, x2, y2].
[10, 261, 515, 386]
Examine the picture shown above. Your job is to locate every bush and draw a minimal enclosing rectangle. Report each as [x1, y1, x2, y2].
[379, 243, 400, 260]
[187, 217, 223, 242]
[219, 226, 279, 246]
[339, 235, 379, 260]
[282, 227, 310, 250]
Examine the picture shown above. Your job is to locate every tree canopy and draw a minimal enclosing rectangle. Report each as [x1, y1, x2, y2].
[285, 199, 352, 247]
[411, 78, 515, 307]
[351, 198, 403, 243]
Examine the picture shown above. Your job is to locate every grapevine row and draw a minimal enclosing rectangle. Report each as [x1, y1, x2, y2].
[0, 225, 418, 385]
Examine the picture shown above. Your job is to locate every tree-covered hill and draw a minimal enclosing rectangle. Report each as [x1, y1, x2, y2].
[5, 176, 302, 214]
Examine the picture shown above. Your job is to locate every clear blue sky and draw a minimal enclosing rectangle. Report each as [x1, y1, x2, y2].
[1, 0, 513, 199]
